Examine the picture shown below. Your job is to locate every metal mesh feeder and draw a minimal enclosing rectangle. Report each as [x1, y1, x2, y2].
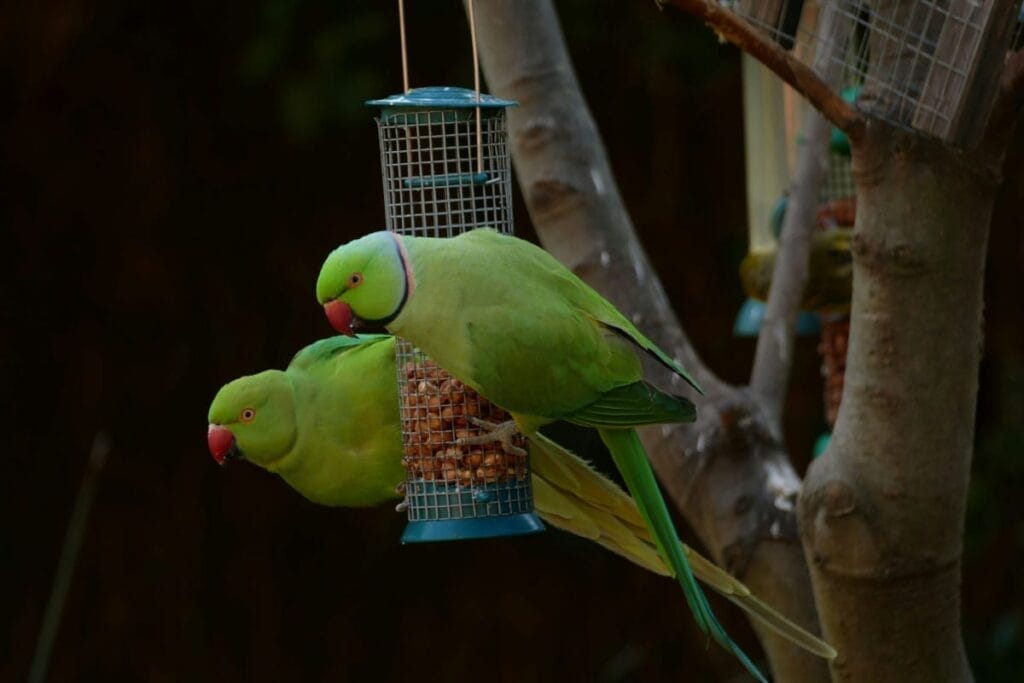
[368, 86, 544, 543]
[718, 0, 1022, 147]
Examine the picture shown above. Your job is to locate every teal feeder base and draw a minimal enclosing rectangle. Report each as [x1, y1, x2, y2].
[400, 480, 545, 543]
[402, 514, 545, 543]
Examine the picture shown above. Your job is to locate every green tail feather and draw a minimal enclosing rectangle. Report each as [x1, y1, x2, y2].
[598, 428, 767, 683]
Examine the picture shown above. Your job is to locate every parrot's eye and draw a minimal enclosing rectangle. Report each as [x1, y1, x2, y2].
[348, 273, 363, 288]
[240, 408, 256, 423]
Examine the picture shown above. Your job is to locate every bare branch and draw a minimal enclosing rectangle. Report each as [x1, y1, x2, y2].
[748, 109, 831, 430]
[657, 0, 865, 140]
[749, 2, 850, 430]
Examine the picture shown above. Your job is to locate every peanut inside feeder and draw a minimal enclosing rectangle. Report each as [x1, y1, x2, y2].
[400, 357, 528, 486]
[394, 343, 543, 543]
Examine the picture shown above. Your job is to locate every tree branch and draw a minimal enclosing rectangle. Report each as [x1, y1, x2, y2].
[470, 1, 828, 680]
[749, 1, 850, 430]
[657, 0, 865, 140]
[748, 109, 830, 431]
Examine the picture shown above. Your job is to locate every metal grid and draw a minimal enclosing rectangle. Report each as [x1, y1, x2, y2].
[377, 109, 513, 237]
[399, 355, 533, 521]
[818, 152, 857, 227]
[375, 102, 533, 522]
[821, 152, 855, 203]
[719, 0, 1023, 145]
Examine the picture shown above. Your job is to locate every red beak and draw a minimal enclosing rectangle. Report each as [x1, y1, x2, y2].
[324, 299, 357, 337]
[207, 424, 236, 465]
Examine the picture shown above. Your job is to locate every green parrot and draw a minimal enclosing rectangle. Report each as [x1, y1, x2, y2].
[314, 228, 761, 678]
[741, 227, 853, 314]
[207, 334, 835, 662]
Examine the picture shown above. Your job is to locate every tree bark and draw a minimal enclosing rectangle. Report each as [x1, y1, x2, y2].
[798, 123, 1005, 682]
[650, 2, 1023, 679]
[470, 1, 829, 680]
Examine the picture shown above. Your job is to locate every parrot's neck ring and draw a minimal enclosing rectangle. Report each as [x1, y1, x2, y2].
[360, 233, 414, 327]
[392, 233, 416, 301]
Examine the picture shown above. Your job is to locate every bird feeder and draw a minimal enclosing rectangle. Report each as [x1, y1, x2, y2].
[718, 0, 1021, 148]
[368, 86, 544, 543]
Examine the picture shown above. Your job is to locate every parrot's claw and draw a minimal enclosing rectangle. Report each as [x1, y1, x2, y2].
[395, 498, 409, 513]
[458, 418, 528, 458]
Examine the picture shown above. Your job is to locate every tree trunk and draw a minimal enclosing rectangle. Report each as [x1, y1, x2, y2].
[470, 1, 829, 680]
[798, 123, 1005, 682]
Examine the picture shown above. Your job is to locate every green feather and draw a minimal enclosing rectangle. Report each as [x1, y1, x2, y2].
[289, 333, 392, 370]
[566, 381, 695, 427]
[599, 428, 767, 683]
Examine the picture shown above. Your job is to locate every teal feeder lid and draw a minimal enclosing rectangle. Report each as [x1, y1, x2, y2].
[733, 297, 822, 337]
[367, 86, 517, 123]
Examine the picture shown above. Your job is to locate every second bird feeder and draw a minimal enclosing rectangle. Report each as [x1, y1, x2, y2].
[368, 86, 544, 543]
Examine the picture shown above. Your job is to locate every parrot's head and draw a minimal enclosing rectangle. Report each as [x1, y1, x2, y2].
[207, 370, 298, 471]
[316, 231, 412, 337]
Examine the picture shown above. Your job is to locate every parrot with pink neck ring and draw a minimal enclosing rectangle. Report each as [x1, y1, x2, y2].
[315, 229, 783, 680]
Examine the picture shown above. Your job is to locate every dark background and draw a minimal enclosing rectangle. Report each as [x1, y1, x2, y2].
[3, 1, 1022, 681]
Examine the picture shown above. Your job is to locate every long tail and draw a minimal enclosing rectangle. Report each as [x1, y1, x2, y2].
[597, 427, 767, 683]
[528, 432, 836, 661]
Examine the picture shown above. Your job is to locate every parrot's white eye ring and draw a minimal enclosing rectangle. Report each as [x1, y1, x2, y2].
[349, 272, 363, 287]
[240, 408, 256, 423]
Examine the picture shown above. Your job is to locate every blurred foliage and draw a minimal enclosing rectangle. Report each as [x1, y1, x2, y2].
[964, 360, 1024, 681]
[240, 0, 390, 141]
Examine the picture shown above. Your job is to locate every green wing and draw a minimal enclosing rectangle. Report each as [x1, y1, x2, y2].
[565, 381, 695, 428]
[288, 333, 392, 372]
[599, 428, 766, 682]
[405, 230, 695, 419]
[530, 432, 837, 661]
[461, 229, 702, 394]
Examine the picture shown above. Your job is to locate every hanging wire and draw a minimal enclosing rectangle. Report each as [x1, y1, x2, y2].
[467, 0, 484, 174]
[398, 0, 410, 92]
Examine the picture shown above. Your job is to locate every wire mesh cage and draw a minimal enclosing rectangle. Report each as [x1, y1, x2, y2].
[719, 0, 1023, 147]
[368, 87, 544, 543]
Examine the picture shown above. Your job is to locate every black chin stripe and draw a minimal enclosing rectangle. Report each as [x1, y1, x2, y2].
[361, 235, 409, 327]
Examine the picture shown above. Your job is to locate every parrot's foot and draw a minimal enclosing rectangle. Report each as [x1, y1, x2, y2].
[458, 418, 528, 458]
[395, 497, 409, 513]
